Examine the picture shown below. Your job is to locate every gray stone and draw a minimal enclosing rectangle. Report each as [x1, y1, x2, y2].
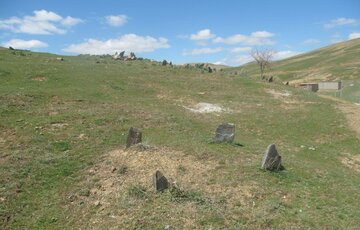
[261, 144, 282, 171]
[208, 66, 213, 73]
[162, 60, 168, 66]
[126, 127, 142, 148]
[119, 51, 125, 58]
[129, 52, 137, 60]
[213, 123, 235, 143]
[268, 76, 273, 82]
[153, 170, 169, 192]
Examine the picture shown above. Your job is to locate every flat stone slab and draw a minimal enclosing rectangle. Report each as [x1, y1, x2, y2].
[261, 144, 283, 171]
[213, 123, 235, 143]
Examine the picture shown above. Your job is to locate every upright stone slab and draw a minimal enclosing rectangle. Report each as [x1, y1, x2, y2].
[126, 127, 142, 148]
[213, 123, 235, 143]
[153, 170, 169, 192]
[261, 144, 282, 171]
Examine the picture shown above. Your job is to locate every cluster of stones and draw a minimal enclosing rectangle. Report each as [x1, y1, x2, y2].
[113, 51, 137, 61]
[162, 60, 173, 66]
[124, 123, 284, 192]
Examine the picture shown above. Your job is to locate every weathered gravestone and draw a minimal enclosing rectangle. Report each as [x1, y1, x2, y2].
[126, 127, 142, 148]
[153, 170, 169, 192]
[119, 51, 125, 58]
[162, 60, 168, 66]
[213, 123, 235, 143]
[261, 144, 283, 171]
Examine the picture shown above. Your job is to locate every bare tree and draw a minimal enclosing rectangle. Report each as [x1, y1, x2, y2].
[250, 49, 275, 80]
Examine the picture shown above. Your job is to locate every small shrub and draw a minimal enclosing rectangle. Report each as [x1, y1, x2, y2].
[170, 187, 207, 205]
[117, 165, 128, 175]
[52, 141, 71, 152]
[128, 185, 149, 199]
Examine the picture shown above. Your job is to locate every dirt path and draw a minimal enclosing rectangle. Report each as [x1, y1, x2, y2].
[319, 94, 360, 138]
[319, 95, 360, 172]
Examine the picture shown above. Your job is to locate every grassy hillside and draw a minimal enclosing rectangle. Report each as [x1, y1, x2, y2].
[233, 38, 360, 103]
[1, 47, 360, 229]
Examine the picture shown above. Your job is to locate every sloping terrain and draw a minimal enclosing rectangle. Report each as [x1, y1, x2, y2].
[1, 47, 360, 229]
[238, 38, 360, 83]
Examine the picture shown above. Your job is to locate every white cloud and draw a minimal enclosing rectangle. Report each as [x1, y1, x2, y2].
[2, 39, 48, 49]
[233, 55, 253, 65]
[213, 31, 275, 45]
[190, 29, 216, 40]
[348, 32, 360, 40]
[63, 34, 170, 54]
[0, 9, 82, 35]
[182, 47, 222, 56]
[213, 61, 226, 65]
[324, 17, 359, 28]
[273, 50, 301, 60]
[230, 47, 252, 53]
[61, 16, 83, 26]
[330, 33, 344, 44]
[105, 15, 128, 27]
[302, 39, 321, 45]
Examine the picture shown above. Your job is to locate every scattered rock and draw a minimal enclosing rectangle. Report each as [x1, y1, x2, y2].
[126, 127, 142, 148]
[268, 76, 273, 83]
[94, 200, 101, 207]
[308, 147, 316, 151]
[119, 51, 125, 58]
[213, 123, 235, 143]
[129, 52, 137, 60]
[111, 167, 117, 173]
[56, 57, 64, 61]
[9, 46, 14, 50]
[153, 170, 169, 192]
[261, 144, 283, 171]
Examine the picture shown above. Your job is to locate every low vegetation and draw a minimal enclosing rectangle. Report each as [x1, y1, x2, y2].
[0, 45, 360, 229]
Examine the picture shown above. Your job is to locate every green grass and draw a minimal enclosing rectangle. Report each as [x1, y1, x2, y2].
[1, 47, 360, 229]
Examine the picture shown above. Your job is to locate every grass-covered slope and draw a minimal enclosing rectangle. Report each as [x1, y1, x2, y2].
[1, 48, 360, 229]
[237, 38, 360, 82]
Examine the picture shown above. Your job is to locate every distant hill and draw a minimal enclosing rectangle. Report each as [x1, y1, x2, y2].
[240, 38, 360, 84]
[185, 62, 230, 70]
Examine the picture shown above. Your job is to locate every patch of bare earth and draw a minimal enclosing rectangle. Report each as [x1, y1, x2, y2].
[341, 153, 360, 173]
[265, 89, 305, 110]
[31, 76, 48, 81]
[319, 95, 360, 172]
[184, 102, 227, 113]
[64, 146, 258, 229]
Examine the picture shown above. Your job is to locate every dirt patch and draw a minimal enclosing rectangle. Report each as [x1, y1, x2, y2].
[32, 76, 48, 81]
[65, 146, 257, 228]
[184, 102, 227, 113]
[319, 95, 360, 138]
[341, 153, 360, 173]
[265, 89, 304, 110]
[266, 89, 291, 98]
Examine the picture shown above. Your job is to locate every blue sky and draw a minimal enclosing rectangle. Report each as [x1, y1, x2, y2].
[0, 0, 359, 66]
